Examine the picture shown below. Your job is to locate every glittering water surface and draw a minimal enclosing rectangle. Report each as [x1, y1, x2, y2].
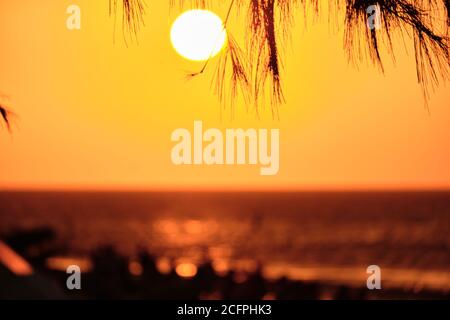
[1, 191, 449, 290]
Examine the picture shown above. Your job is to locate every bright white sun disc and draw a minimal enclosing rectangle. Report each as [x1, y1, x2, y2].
[170, 10, 227, 61]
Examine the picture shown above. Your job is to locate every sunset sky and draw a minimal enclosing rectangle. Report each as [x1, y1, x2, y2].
[0, 0, 449, 190]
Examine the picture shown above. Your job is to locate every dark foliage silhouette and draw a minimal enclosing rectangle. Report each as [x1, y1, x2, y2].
[1, 0, 449, 130]
[112, 0, 449, 112]
[0, 105, 12, 132]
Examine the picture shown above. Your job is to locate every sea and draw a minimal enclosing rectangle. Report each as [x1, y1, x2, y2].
[0, 191, 449, 291]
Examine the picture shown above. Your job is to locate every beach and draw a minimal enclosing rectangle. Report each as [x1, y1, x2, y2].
[1, 191, 449, 299]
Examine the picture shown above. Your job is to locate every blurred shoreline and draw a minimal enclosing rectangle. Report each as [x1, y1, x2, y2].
[1, 230, 449, 300]
[1, 191, 449, 299]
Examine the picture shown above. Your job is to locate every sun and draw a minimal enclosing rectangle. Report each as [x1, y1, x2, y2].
[170, 10, 227, 62]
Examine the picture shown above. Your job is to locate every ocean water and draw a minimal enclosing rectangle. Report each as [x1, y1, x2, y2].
[0, 191, 449, 291]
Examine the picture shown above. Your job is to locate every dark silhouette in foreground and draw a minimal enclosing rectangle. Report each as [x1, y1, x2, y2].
[0, 105, 12, 132]
[0, 227, 449, 300]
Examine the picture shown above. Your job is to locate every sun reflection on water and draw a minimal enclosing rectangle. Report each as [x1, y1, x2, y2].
[176, 262, 198, 278]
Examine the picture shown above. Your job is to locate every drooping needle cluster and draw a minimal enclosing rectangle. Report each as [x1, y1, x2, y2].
[110, 0, 449, 114]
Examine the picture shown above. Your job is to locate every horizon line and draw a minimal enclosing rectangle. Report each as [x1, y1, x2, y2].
[1, 185, 450, 193]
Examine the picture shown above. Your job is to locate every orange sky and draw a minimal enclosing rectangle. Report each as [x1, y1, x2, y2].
[0, 0, 449, 191]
